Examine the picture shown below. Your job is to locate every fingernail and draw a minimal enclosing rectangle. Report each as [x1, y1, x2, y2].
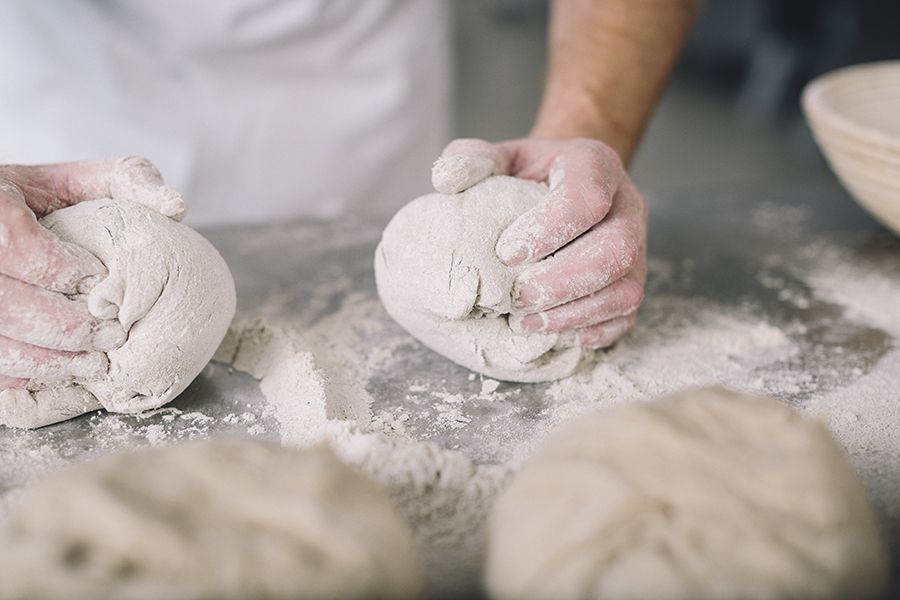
[152, 185, 187, 221]
[72, 352, 109, 379]
[92, 320, 127, 352]
[432, 154, 494, 195]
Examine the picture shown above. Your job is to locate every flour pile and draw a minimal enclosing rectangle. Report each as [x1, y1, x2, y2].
[214, 317, 509, 597]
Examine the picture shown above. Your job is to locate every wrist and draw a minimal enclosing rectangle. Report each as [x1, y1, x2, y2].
[530, 87, 639, 165]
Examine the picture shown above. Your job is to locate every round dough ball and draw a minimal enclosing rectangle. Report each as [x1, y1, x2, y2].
[0, 438, 424, 600]
[374, 175, 591, 382]
[486, 387, 889, 600]
[0, 199, 236, 428]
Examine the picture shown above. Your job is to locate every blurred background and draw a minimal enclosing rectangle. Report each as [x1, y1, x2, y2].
[453, 0, 900, 195]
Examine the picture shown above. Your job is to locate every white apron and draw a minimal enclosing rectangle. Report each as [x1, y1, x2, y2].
[0, 0, 451, 226]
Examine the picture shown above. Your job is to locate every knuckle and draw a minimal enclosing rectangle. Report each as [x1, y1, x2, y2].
[576, 191, 608, 226]
[0, 200, 35, 233]
[601, 145, 624, 172]
[0, 376, 25, 390]
[568, 185, 615, 229]
[618, 314, 639, 338]
[444, 138, 491, 157]
[635, 192, 650, 221]
[620, 279, 645, 313]
[573, 138, 623, 172]
[0, 178, 25, 203]
[603, 230, 640, 274]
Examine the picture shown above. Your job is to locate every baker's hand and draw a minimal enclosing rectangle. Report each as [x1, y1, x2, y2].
[0, 157, 182, 391]
[432, 138, 647, 349]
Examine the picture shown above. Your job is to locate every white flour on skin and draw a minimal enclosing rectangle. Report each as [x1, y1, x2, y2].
[78, 156, 187, 221]
[431, 139, 508, 196]
[431, 154, 498, 196]
[0, 344, 105, 382]
[497, 157, 571, 266]
[0, 281, 124, 361]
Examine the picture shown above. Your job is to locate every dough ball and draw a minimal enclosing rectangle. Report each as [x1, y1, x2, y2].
[0, 438, 424, 600]
[374, 175, 591, 382]
[486, 387, 889, 600]
[0, 199, 236, 428]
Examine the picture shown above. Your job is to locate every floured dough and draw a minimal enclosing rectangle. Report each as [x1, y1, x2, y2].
[486, 387, 889, 600]
[0, 438, 424, 600]
[0, 199, 235, 428]
[374, 175, 591, 382]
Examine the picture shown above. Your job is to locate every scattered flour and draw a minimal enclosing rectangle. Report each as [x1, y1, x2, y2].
[1, 204, 898, 596]
[801, 242, 900, 338]
[212, 319, 509, 597]
[214, 318, 372, 446]
[480, 379, 500, 396]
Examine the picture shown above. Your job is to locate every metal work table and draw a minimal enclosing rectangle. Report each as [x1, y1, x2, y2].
[2, 177, 898, 595]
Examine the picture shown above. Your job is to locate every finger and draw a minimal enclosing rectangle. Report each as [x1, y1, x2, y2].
[512, 182, 646, 313]
[575, 313, 638, 350]
[0, 183, 106, 293]
[0, 334, 108, 382]
[3, 156, 185, 220]
[496, 140, 625, 266]
[510, 255, 646, 334]
[0, 375, 27, 390]
[432, 139, 512, 194]
[0, 274, 126, 352]
[0, 385, 103, 428]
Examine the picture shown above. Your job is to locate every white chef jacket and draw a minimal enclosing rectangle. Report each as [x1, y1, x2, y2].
[0, 0, 451, 226]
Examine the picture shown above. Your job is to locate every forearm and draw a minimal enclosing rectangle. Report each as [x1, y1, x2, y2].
[532, 0, 698, 165]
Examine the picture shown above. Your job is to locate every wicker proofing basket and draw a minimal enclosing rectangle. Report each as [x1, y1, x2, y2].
[802, 60, 900, 235]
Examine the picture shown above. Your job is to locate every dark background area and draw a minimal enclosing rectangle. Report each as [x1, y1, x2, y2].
[452, 0, 900, 195]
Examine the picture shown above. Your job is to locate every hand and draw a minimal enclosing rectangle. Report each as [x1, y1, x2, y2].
[432, 138, 647, 349]
[0, 157, 184, 391]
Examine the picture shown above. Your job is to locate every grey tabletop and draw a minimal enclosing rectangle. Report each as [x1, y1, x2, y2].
[2, 177, 898, 595]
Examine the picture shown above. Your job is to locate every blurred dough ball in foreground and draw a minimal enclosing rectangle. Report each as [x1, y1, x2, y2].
[0, 438, 423, 600]
[486, 387, 888, 600]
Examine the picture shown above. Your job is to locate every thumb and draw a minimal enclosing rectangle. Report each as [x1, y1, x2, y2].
[6, 156, 186, 221]
[431, 138, 511, 194]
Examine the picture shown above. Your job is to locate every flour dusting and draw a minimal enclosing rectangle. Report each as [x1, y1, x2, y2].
[1, 201, 899, 596]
